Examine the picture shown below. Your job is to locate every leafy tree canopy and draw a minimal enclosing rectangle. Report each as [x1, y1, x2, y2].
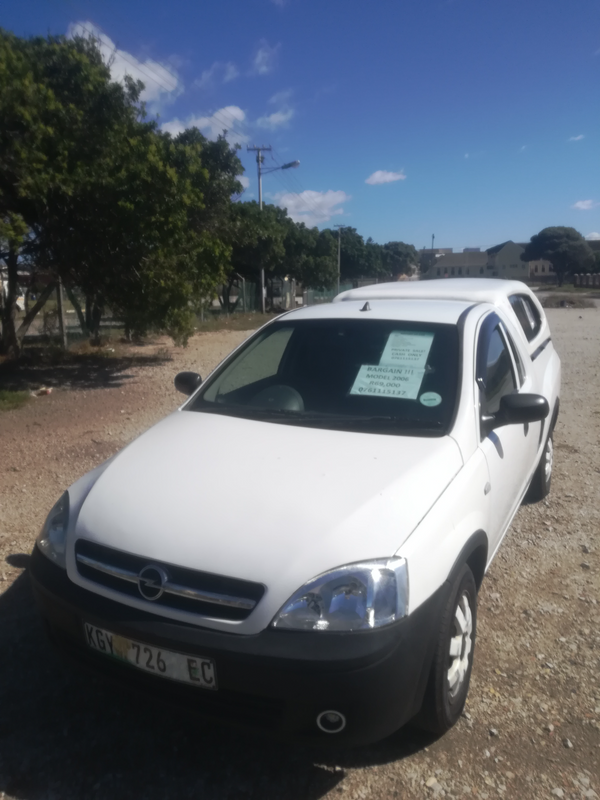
[0, 28, 243, 352]
[521, 227, 593, 286]
[382, 241, 419, 277]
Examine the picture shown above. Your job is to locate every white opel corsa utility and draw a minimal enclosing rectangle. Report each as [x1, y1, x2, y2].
[31, 279, 560, 745]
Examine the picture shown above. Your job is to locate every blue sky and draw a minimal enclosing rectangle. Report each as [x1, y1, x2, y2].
[4, 0, 600, 249]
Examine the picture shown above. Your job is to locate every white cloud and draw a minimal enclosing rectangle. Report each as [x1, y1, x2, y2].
[586, 232, 600, 240]
[161, 105, 247, 144]
[193, 61, 239, 90]
[569, 134, 585, 141]
[572, 199, 599, 210]
[464, 153, 469, 159]
[365, 170, 406, 185]
[275, 189, 351, 227]
[252, 40, 280, 75]
[269, 89, 292, 105]
[67, 21, 183, 110]
[256, 107, 294, 129]
[271, 0, 287, 6]
[519, 145, 527, 152]
[223, 63, 239, 83]
[239, 176, 250, 189]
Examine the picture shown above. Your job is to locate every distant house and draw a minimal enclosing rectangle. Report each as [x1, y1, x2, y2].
[426, 250, 487, 279]
[425, 240, 535, 281]
[485, 241, 529, 280]
[419, 248, 453, 276]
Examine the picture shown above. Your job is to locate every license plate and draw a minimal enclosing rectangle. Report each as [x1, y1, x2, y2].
[84, 623, 217, 690]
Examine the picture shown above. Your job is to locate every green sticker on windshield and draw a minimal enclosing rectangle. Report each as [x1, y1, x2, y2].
[419, 392, 442, 407]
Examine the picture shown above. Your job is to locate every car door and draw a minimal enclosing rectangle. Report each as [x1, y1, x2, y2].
[476, 312, 538, 559]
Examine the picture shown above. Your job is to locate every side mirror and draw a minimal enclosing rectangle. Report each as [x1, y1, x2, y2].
[174, 371, 202, 396]
[484, 393, 549, 433]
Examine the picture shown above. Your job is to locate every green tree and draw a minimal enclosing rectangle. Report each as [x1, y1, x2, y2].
[283, 223, 337, 289]
[226, 202, 287, 312]
[382, 241, 419, 277]
[521, 227, 594, 286]
[0, 30, 244, 352]
[330, 227, 367, 281]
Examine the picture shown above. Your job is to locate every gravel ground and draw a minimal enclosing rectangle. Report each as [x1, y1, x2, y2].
[0, 311, 598, 800]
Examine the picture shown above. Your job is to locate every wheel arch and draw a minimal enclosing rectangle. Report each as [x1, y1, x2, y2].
[448, 530, 488, 591]
[550, 397, 560, 432]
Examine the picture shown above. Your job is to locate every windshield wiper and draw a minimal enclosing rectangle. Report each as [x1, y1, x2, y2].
[303, 415, 442, 429]
[194, 405, 442, 430]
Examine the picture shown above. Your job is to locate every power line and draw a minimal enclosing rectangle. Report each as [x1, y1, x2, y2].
[270, 148, 332, 222]
[268, 152, 322, 215]
[268, 169, 329, 223]
[75, 21, 179, 93]
[76, 22, 330, 225]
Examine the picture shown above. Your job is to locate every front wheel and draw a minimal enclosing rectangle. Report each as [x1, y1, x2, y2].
[416, 564, 477, 735]
[526, 431, 553, 502]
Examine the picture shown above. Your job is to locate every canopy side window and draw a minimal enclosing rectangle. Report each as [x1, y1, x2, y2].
[509, 294, 542, 342]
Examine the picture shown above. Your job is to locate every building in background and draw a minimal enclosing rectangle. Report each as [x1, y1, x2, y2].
[422, 240, 554, 282]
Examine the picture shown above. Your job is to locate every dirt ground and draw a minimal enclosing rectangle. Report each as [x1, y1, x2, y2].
[0, 310, 598, 800]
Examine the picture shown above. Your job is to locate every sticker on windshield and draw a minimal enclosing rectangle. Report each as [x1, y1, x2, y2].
[419, 392, 442, 407]
[349, 330, 435, 400]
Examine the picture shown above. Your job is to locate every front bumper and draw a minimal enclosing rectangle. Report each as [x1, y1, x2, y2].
[30, 546, 447, 746]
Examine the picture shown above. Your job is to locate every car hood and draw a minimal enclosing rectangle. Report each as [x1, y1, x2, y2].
[70, 410, 463, 633]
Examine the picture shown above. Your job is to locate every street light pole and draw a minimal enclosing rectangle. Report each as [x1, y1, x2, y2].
[247, 145, 300, 313]
[247, 145, 271, 312]
[335, 224, 345, 295]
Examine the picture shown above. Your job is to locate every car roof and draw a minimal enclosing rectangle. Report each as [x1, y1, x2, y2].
[334, 278, 534, 306]
[283, 298, 476, 325]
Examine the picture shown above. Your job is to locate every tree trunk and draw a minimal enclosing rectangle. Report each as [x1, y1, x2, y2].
[14, 282, 57, 350]
[63, 284, 88, 335]
[56, 280, 68, 350]
[85, 296, 93, 332]
[0, 245, 21, 356]
[220, 279, 236, 314]
[90, 301, 103, 345]
[268, 277, 274, 310]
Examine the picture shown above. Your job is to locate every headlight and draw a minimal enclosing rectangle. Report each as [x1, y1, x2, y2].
[271, 558, 408, 632]
[36, 492, 69, 569]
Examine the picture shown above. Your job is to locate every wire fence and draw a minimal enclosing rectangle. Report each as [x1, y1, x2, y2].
[303, 283, 354, 305]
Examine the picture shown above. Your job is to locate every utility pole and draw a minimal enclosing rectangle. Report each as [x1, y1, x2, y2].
[335, 224, 345, 295]
[431, 234, 435, 251]
[246, 146, 300, 314]
[247, 145, 272, 313]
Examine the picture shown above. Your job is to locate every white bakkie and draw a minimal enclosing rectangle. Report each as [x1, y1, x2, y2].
[32, 279, 560, 746]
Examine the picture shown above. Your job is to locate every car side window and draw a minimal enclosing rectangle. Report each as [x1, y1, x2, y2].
[509, 295, 542, 342]
[477, 321, 517, 419]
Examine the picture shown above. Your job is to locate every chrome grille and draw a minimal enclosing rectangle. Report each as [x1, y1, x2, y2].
[75, 540, 264, 621]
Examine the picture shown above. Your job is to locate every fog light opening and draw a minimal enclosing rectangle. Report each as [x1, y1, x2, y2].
[316, 710, 347, 734]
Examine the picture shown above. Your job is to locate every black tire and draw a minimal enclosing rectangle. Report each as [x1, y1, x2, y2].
[526, 431, 553, 502]
[416, 564, 477, 735]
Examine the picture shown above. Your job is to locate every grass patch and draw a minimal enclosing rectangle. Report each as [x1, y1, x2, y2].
[0, 389, 30, 412]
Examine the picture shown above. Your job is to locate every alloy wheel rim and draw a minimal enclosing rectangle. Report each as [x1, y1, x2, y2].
[447, 591, 473, 700]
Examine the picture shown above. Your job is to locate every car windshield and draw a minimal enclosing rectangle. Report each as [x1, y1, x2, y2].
[188, 318, 460, 436]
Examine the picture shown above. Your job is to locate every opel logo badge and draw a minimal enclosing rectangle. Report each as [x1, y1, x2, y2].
[138, 564, 168, 601]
